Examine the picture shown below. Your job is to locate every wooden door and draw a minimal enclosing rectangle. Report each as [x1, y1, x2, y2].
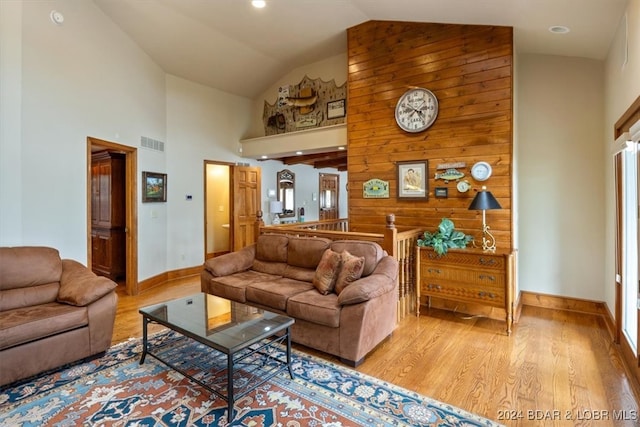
[232, 166, 261, 251]
[319, 173, 339, 220]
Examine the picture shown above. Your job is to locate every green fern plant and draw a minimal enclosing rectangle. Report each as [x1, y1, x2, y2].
[417, 218, 473, 256]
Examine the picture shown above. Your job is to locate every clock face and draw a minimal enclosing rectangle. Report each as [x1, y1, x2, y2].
[395, 88, 438, 133]
[471, 161, 493, 181]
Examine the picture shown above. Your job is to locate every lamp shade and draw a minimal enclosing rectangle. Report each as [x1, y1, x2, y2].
[468, 187, 501, 210]
[269, 200, 283, 214]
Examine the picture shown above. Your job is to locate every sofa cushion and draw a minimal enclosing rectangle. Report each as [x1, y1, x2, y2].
[246, 278, 313, 311]
[0, 302, 88, 350]
[252, 260, 288, 276]
[287, 289, 341, 328]
[0, 246, 62, 291]
[312, 249, 342, 295]
[286, 237, 332, 269]
[0, 283, 60, 312]
[334, 251, 365, 295]
[209, 271, 281, 302]
[330, 240, 383, 277]
[255, 235, 289, 263]
[283, 265, 315, 283]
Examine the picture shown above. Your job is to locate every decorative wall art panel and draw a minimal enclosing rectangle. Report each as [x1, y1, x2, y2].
[263, 75, 346, 135]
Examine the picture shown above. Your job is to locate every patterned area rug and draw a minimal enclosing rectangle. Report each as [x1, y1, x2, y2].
[0, 330, 502, 426]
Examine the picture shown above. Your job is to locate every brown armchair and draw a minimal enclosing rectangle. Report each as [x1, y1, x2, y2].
[0, 246, 118, 386]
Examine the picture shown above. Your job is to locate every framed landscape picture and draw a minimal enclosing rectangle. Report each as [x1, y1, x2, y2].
[142, 171, 167, 203]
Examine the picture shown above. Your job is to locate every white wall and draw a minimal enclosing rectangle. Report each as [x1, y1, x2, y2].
[517, 55, 605, 301]
[164, 75, 252, 273]
[604, 0, 640, 313]
[0, 1, 255, 281]
[1, 0, 167, 265]
[0, 1, 23, 245]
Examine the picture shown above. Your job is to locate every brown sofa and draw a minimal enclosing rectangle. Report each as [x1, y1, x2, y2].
[0, 246, 119, 386]
[201, 235, 399, 366]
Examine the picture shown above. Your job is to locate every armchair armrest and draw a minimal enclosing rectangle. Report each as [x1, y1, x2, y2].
[204, 244, 255, 276]
[57, 259, 117, 306]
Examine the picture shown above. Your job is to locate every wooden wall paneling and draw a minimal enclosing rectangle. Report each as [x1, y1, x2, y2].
[346, 21, 513, 251]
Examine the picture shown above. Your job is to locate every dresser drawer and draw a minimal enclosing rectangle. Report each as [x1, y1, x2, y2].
[421, 250, 505, 271]
[421, 281, 505, 306]
[420, 262, 505, 287]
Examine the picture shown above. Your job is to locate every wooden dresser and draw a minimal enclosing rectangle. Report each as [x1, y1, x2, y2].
[416, 247, 516, 335]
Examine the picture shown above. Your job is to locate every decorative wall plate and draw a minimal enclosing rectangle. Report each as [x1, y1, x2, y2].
[471, 161, 492, 181]
[456, 180, 471, 192]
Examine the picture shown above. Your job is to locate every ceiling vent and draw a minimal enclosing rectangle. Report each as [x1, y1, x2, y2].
[140, 136, 165, 152]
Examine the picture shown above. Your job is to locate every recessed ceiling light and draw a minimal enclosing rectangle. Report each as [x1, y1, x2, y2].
[296, 151, 303, 155]
[338, 146, 345, 150]
[261, 155, 268, 159]
[252, 0, 266, 8]
[549, 25, 570, 34]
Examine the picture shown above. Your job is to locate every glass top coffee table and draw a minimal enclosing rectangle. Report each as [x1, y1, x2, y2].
[139, 292, 295, 422]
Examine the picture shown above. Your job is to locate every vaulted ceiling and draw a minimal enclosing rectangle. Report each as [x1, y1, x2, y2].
[92, 0, 629, 169]
[94, 0, 628, 99]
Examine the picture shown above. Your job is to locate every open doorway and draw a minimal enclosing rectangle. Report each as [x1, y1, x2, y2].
[204, 162, 232, 259]
[319, 173, 339, 220]
[204, 161, 262, 259]
[87, 137, 138, 295]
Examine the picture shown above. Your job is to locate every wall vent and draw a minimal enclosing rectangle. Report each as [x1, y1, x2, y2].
[140, 136, 165, 152]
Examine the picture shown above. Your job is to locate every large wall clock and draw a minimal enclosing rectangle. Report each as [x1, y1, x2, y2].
[395, 88, 438, 133]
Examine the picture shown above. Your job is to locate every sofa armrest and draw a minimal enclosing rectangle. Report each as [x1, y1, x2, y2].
[204, 244, 256, 276]
[337, 256, 398, 305]
[57, 259, 117, 307]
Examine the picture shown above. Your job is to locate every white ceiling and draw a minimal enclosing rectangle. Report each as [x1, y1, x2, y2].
[93, 0, 628, 99]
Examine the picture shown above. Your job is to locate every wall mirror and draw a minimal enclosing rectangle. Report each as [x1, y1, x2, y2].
[277, 169, 295, 218]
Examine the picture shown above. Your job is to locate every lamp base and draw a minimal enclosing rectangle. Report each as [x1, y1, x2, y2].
[481, 224, 497, 253]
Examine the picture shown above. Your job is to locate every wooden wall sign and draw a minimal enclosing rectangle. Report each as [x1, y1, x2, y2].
[363, 179, 390, 198]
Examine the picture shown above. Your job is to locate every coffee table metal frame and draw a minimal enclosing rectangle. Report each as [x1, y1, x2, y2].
[139, 293, 294, 421]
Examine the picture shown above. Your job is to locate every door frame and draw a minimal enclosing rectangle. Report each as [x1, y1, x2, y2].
[613, 96, 640, 383]
[87, 137, 138, 295]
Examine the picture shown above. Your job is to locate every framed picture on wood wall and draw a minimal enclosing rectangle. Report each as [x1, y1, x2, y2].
[142, 171, 167, 203]
[397, 160, 428, 200]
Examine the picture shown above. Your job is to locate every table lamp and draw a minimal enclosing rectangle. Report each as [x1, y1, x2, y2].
[468, 186, 501, 253]
[269, 200, 283, 225]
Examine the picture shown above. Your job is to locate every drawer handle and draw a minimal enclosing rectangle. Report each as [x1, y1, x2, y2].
[479, 274, 496, 281]
[427, 268, 441, 274]
[427, 284, 442, 290]
[428, 253, 438, 259]
[478, 291, 496, 299]
[479, 258, 497, 266]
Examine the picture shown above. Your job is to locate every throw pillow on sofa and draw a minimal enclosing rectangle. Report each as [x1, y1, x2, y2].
[335, 250, 365, 295]
[312, 248, 342, 295]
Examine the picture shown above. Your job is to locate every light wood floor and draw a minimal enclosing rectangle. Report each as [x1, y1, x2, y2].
[114, 277, 640, 426]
